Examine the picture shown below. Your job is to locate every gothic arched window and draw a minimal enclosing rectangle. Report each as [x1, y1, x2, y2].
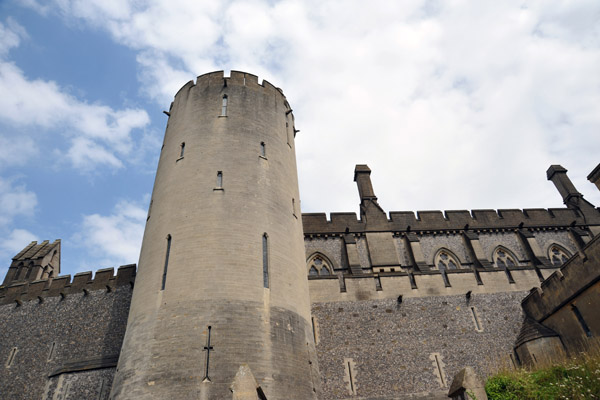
[16, 262, 24, 280]
[549, 245, 571, 266]
[433, 249, 461, 270]
[493, 247, 518, 268]
[24, 262, 34, 279]
[307, 254, 333, 276]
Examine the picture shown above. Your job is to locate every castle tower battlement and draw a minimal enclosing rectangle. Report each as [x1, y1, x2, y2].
[110, 71, 319, 399]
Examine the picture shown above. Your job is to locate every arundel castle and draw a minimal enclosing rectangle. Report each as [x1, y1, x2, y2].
[1, 71, 599, 400]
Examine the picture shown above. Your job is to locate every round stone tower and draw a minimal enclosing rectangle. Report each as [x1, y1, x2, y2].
[111, 71, 320, 400]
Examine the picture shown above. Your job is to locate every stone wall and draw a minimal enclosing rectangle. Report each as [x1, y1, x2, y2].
[521, 233, 600, 355]
[0, 268, 133, 400]
[312, 291, 527, 400]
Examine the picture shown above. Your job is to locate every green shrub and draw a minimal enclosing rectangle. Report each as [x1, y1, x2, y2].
[485, 374, 527, 400]
[485, 356, 600, 400]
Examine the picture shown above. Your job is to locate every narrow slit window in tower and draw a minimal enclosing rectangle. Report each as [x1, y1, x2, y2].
[221, 95, 228, 116]
[286, 121, 292, 147]
[6, 347, 17, 367]
[47, 341, 56, 361]
[470, 306, 482, 331]
[571, 304, 592, 337]
[162, 235, 171, 290]
[179, 142, 185, 158]
[147, 199, 153, 221]
[344, 358, 357, 395]
[292, 198, 296, 217]
[263, 234, 269, 288]
[216, 171, 223, 188]
[260, 142, 266, 158]
[97, 379, 106, 400]
[431, 353, 446, 387]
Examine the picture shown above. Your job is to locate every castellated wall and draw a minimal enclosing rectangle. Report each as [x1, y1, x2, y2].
[302, 208, 592, 399]
[521, 233, 600, 356]
[0, 266, 134, 400]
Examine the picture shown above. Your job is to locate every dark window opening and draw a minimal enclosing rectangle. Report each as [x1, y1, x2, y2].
[262, 234, 269, 288]
[260, 142, 266, 157]
[572, 304, 592, 337]
[470, 307, 482, 331]
[221, 95, 228, 116]
[162, 235, 172, 290]
[6, 347, 17, 367]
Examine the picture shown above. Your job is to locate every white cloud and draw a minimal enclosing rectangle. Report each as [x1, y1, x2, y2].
[0, 228, 37, 255]
[0, 61, 151, 171]
[76, 200, 146, 269]
[21, 0, 600, 211]
[0, 135, 38, 167]
[0, 228, 38, 279]
[0, 177, 37, 226]
[0, 18, 27, 55]
[0, 20, 151, 171]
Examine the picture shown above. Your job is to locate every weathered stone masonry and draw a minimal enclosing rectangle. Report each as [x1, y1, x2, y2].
[1, 71, 599, 400]
[0, 266, 134, 400]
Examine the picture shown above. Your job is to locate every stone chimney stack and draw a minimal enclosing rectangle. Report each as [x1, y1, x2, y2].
[354, 164, 377, 201]
[588, 163, 600, 191]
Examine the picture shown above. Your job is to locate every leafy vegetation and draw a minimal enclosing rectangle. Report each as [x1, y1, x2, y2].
[485, 356, 600, 400]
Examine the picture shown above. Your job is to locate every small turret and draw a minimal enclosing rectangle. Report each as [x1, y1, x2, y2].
[2, 240, 60, 286]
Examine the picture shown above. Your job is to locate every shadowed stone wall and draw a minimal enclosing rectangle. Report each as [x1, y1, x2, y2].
[0, 284, 132, 399]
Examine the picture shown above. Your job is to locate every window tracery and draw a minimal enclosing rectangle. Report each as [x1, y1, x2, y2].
[433, 249, 461, 270]
[549, 245, 571, 266]
[307, 254, 333, 276]
[493, 247, 517, 268]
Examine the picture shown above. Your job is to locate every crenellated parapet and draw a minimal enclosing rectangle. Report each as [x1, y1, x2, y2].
[304, 163, 600, 236]
[303, 207, 599, 235]
[171, 70, 289, 116]
[0, 264, 136, 306]
[521, 233, 600, 322]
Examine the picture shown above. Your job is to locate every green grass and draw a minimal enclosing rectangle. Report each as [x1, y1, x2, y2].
[485, 356, 600, 400]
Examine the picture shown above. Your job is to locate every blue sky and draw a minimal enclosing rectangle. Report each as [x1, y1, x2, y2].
[1, 0, 599, 279]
